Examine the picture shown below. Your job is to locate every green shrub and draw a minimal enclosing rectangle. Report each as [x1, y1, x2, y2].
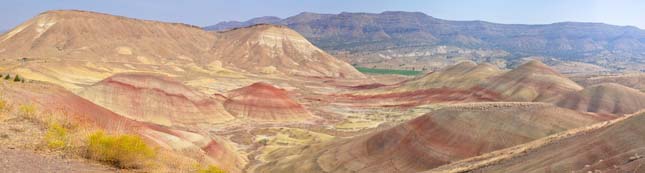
[45, 122, 69, 150]
[258, 138, 269, 145]
[13, 75, 21, 82]
[4, 74, 10, 80]
[86, 131, 155, 169]
[197, 165, 227, 173]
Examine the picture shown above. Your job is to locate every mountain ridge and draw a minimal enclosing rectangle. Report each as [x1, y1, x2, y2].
[205, 11, 645, 73]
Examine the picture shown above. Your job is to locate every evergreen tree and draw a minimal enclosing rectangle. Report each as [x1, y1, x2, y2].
[13, 75, 21, 82]
[4, 74, 10, 80]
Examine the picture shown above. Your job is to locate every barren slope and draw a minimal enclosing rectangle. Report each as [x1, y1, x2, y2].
[256, 103, 605, 173]
[0, 81, 246, 172]
[210, 24, 364, 78]
[428, 111, 645, 173]
[573, 73, 645, 91]
[347, 60, 581, 106]
[78, 73, 234, 126]
[0, 10, 214, 64]
[548, 83, 645, 115]
[373, 61, 503, 93]
[481, 60, 583, 101]
[0, 10, 363, 91]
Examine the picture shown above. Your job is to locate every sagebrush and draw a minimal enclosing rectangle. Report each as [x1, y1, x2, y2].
[86, 131, 155, 168]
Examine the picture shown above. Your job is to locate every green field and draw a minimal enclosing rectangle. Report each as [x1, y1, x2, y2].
[355, 67, 422, 76]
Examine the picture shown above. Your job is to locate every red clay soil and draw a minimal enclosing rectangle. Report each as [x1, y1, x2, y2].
[0, 81, 245, 172]
[346, 83, 389, 90]
[341, 87, 501, 107]
[79, 73, 234, 126]
[224, 82, 314, 121]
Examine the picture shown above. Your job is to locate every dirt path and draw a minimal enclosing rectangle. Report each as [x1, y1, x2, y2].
[0, 149, 115, 173]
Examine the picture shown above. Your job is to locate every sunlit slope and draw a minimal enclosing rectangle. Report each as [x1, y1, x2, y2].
[256, 103, 605, 173]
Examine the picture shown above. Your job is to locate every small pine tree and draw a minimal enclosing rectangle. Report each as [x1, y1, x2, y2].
[13, 75, 21, 82]
[4, 74, 10, 80]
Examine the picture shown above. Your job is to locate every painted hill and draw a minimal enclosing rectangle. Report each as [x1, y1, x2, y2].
[0, 80, 246, 172]
[548, 83, 645, 115]
[573, 73, 645, 91]
[349, 60, 581, 106]
[256, 103, 606, 173]
[428, 111, 645, 173]
[0, 10, 363, 90]
[78, 73, 234, 126]
[210, 24, 364, 78]
[0, 10, 214, 64]
[481, 60, 583, 101]
[205, 11, 645, 72]
[381, 61, 502, 92]
[224, 82, 314, 121]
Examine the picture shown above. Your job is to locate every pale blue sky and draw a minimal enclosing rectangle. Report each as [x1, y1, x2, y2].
[1, 0, 644, 30]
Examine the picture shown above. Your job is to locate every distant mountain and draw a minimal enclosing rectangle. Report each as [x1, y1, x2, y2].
[204, 16, 281, 31]
[205, 11, 645, 73]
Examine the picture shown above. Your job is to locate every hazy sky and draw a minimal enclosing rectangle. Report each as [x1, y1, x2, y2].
[1, 0, 644, 30]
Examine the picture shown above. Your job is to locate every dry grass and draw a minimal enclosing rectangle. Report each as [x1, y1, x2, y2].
[44, 122, 69, 150]
[17, 104, 37, 120]
[0, 98, 7, 121]
[0, 98, 7, 112]
[149, 150, 201, 173]
[196, 165, 227, 173]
